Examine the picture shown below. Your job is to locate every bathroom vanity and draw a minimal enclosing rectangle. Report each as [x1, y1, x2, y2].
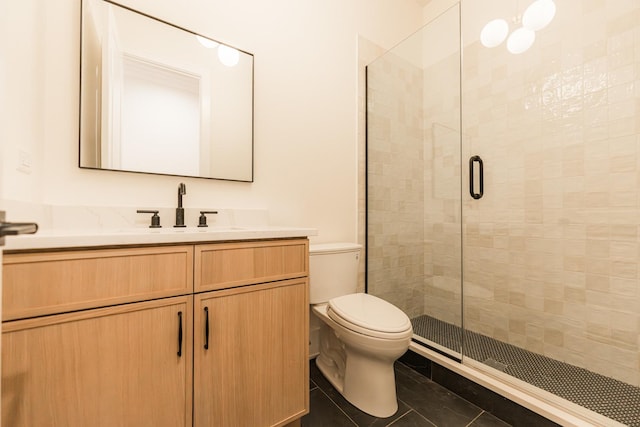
[1, 229, 312, 427]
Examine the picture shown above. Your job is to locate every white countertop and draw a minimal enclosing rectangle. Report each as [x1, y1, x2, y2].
[5, 226, 318, 251]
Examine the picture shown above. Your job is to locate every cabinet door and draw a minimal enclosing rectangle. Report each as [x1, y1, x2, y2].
[194, 279, 308, 427]
[2, 296, 193, 427]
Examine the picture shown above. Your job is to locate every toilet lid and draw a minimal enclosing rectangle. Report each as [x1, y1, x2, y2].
[328, 293, 411, 335]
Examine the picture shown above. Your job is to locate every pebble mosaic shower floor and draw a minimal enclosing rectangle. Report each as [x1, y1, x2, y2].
[411, 315, 640, 426]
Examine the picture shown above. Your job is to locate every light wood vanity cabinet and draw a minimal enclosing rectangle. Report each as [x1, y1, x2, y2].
[195, 240, 308, 292]
[2, 245, 194, 321]
[3, 297, 193, 427]
[2, 238, 309, 427]
[194, 279, 308, 427]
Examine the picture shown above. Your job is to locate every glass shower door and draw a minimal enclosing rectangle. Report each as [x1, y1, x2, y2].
[368, 0, 640, 423]
[460, 0, 640, 424]
[366, 4, 463, 359]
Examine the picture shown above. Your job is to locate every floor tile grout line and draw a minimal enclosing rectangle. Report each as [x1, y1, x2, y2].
[384, 410, 412, 427]
[464, 410, 484, 427]
[397, 371, 498, 427]
[394, 397, 443, 427]
[383, 407, 413, 427]
[313, 382, 359, 426]
[310, 364, 494, 427]
[399, 366, 489, 425]
[396, 397, 417, 419]
[386, 409, 437, 427]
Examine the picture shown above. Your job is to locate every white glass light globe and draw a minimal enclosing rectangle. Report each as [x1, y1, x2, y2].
[523, 0, 556, 31]
[480, 19, 509, 48]
[218, 45, 240, 67]
[196, 35, 219, 49]
[507, 27, 536, 54]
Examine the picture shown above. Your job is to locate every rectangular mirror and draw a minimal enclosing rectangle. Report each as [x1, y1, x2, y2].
[80, 0, 254, 181]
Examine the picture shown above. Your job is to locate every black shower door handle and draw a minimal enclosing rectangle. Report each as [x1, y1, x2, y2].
[469, 155, 483, 200]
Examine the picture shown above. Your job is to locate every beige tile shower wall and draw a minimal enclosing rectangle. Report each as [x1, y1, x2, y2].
[462, 0, 640, 386]
[423, 52, 463, 326]
[367, 52, 426, 319]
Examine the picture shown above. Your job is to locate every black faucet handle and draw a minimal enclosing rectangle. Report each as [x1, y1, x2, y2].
[198, 211, 219, 227]
[137, 210, 162, 228]
[177, 183, 187, 209]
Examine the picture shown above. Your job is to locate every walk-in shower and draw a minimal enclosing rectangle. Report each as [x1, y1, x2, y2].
[366, 1, 640, 425]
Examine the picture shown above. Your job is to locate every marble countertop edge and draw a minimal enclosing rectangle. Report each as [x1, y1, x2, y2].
[4, 226, 318, 251]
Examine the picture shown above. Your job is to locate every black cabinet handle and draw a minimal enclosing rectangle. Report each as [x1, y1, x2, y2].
[177, 311, 183, 357]
[469, 155, 484, 200]
[204, 307, 210, 350]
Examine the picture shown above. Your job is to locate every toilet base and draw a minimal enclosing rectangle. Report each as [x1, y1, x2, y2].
[312, 303, 411, 418]
[316, 351, 399, 418]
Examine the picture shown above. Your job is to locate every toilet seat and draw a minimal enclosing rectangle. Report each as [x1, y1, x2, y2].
[327, 293, 412, 340]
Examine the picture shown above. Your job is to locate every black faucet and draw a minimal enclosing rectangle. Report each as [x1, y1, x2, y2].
[174, 183, 187, 227]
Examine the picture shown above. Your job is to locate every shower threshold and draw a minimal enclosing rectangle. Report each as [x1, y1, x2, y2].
[411, 314, 640, 427]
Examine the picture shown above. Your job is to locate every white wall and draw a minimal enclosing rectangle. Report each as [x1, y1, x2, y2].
[1, 0, 425, 243]
[422, 0, 457, 22]
[1, 0, 45, 204]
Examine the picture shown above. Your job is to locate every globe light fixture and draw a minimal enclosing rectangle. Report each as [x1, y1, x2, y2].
[480, 0, 556, 55]
[522, 0, 556, 31]
[196, 35, 219, 49]
[218, 45, 240, 67]
[480, 19, 509, 48]
[507, 27, 536, 54]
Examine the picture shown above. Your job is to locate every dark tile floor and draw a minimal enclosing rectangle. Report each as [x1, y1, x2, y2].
[302, 358, 512, 427]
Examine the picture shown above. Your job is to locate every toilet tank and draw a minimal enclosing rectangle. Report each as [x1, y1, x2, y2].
[309, 243, 362, 304]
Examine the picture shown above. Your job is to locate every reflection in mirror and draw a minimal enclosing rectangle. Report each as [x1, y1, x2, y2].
[80, 0, 254, 181]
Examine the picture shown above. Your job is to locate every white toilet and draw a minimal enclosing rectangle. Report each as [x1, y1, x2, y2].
[309, 243, 413, 418]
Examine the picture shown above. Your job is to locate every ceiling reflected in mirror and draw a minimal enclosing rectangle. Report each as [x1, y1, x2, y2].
[79, 0, 254, 181]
